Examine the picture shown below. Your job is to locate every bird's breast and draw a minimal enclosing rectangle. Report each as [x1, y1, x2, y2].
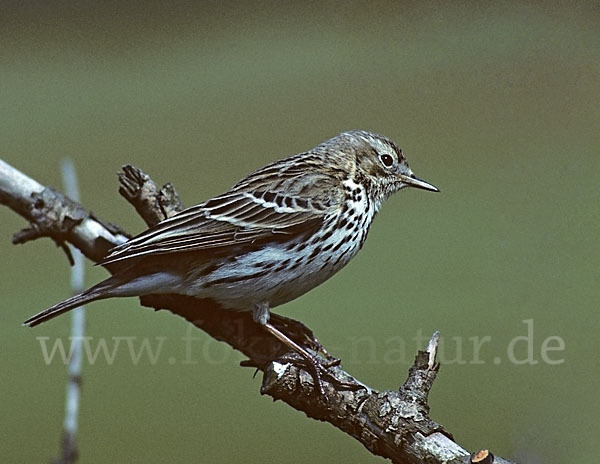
[180, 191, 377, 311]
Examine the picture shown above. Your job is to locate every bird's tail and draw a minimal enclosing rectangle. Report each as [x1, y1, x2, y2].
[23, 277, 121, 327]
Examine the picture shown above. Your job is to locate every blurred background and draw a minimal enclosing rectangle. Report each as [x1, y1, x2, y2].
[1, 1, 598, 462]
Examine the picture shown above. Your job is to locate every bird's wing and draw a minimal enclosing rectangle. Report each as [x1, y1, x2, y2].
[99, 164, 342, 265]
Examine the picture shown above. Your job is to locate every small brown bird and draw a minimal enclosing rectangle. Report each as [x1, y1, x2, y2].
[25, 130, 438, 381]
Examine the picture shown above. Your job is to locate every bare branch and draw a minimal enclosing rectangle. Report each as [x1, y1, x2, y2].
[0, 160, 128, 263]
[1, 159, 517, 464]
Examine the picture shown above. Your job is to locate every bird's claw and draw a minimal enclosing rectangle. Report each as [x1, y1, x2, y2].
[275, 352, 364, 397]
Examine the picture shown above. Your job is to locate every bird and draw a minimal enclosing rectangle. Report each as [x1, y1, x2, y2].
[24, 130, 438, 385]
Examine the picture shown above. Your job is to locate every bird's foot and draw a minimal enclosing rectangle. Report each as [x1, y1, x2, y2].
[255, 306, 362, 396]
[275, 352, 364, 396]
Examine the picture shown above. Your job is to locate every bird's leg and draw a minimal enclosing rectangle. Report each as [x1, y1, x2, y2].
[253, 302, 359, 395]
[252, 301, 272, 326]
[253, 302, 330, 395]
[269, 313, 340, 367]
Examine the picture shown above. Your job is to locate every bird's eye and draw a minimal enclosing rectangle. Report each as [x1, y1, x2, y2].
[379, 154, 394, 167]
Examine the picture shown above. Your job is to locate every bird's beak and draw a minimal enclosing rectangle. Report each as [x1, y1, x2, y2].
[398, 173, 439, 192]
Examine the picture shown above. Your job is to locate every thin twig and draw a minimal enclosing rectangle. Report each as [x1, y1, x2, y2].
[53, 159, 86, 464]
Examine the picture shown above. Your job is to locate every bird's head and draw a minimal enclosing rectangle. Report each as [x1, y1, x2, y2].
[326, 130, 439, 206]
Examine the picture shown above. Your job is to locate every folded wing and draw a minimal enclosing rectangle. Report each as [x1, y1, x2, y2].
[99, 168, 341, 265]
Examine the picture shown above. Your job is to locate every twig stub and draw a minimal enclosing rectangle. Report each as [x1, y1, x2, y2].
[471, 449, 494, 464]
[118, 164, 184, 226]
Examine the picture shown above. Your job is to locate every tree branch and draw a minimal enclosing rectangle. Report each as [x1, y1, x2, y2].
[0, 160, 129, 263]
[0, 159, 516, 464]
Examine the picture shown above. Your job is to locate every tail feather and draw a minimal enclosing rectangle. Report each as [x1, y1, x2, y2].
[23, 278, 119, 327]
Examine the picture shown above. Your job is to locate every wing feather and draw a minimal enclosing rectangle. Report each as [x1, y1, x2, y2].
[99, 159, 343, 266]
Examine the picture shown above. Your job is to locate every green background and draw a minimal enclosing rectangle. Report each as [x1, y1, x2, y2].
[1, 2, 598, 463]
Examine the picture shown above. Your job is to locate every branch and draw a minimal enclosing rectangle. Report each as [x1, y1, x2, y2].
[0, 159, 517, 464]
[0, 160, 129, 263]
